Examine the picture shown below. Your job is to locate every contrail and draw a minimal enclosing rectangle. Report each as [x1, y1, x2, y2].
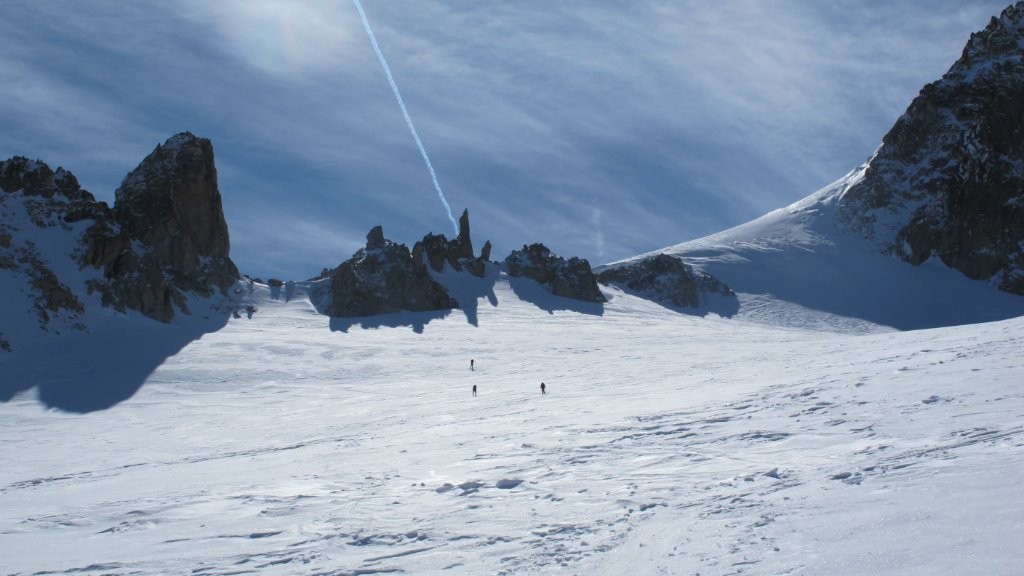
[352, 0, 459, 236]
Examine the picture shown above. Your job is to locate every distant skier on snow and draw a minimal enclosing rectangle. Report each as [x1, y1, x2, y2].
[540, 382, 546, 394]
[470, 359, 475, 371]
[472, 384, 477, 396]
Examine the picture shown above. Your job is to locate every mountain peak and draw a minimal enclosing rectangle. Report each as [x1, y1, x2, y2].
[956, 1, 1024, 74]
[837, 1, 1024, 294]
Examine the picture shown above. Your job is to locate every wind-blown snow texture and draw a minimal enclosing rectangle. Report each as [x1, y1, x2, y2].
[1, 271, 1022, 575]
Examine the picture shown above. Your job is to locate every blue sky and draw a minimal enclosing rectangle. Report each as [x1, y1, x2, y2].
[0, 1, 1011, 280]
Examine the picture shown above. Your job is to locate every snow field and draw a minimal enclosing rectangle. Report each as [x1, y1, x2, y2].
[1, 278, 1022, 575]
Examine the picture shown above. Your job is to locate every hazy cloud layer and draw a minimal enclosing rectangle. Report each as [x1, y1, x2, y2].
[0, 1, 1010, 280]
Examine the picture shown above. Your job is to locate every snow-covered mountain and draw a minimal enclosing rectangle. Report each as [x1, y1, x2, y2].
[1, 4, 1024, 575]
[838, 3, 1024, 294]
[6, 1, 1022, 349]
[603, 2, 1024, 330]
[618, 165, 1024, 331]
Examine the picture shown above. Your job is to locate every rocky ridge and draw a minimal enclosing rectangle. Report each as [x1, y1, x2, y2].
[0, 132, 241, 352]
[597, 254, 734, 309]
[324, 225, 459, 317]
[505, 243, 606, 303]
[318, 212, 609, 317]
[415, 209, 492, 279]
[838, 2, 1024, 294]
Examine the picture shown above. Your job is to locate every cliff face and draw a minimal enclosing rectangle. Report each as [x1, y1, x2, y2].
[104, 132, 239, 320]
[116, 133, 236, 288]
[838, 3, 1024, 294]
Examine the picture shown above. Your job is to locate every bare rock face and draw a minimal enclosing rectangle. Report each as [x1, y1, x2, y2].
[417, 232, 461, 273]
[838, 3, 1024, 294]
[456, 209, 474, 259]
[366, 225, 386, 249]
[327, 226, 458, 317]
[597, 254, 734, 308]
[504, 243, 605, 303]
[103, 132, 239, 320]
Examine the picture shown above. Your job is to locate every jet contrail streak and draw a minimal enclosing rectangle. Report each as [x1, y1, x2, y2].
[352, 0, 458, 235]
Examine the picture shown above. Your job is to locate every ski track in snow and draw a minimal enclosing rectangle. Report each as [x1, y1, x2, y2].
[1, 280, 1023, 575]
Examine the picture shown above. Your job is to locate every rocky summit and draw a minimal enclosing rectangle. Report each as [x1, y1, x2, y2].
[838, 2, 1024, 294]
[115, 133, 238, 292]
[98, 132, 239, 321]
[414, 209, 491, 278]
[317, 215, 609, 317]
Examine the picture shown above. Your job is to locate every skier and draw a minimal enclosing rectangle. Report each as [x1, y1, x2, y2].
[540, 382, 546, 394]
[470, 359, 475, 371]
[472, 384, 477, 396]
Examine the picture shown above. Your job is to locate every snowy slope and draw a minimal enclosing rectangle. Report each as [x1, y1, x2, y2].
[612, 164, 1024, 330]
[2, 274, 1022, 575]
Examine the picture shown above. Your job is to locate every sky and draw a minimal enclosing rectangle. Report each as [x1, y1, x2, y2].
[0, 1, 1013, 281]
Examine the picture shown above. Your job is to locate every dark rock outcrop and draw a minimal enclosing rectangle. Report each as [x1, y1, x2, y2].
[327, 226, 458, 317]
[504, 243, 605, 302]
[412, 209, 491, 278]
[1, 158, 93, 202]
[108, 132, 239, 320]
[838, 3, 1024, 294]
[417, 232, 461, 273]
[597, 254, 734, 308]
[456, 209, 473, 259]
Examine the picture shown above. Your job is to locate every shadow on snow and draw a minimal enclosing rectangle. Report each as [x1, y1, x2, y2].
[329, 309, 453, 334]
[601, 283, 740, 319]
[0, 313, 228, 413]
[434, 263, 500, 326]
[506, 276, 604, 316]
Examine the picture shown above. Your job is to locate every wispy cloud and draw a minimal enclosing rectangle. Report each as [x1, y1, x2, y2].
[183, 0, 361, 79]
[0, 0, 1012, 279]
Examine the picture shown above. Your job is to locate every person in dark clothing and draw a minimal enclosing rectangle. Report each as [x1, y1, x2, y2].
[472, 384, 477, 396]
[540, 382, 546, 394]
[470, 359, 475, 371]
